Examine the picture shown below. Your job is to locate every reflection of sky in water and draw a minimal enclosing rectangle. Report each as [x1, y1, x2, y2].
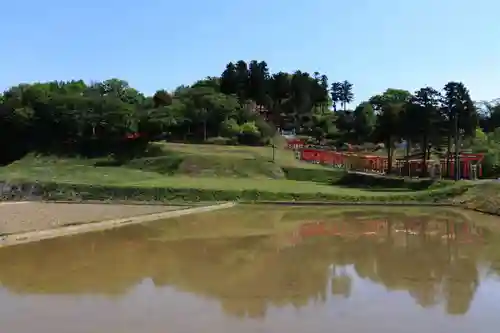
[0, 265, 499, 333]
[1, 206, 500, 333]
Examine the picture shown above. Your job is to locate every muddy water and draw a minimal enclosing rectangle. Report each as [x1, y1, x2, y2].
[1, 206, 500, 333]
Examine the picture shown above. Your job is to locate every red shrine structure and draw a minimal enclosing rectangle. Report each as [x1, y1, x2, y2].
[285, 218, 484, 246]
[286, 138, 484, 179]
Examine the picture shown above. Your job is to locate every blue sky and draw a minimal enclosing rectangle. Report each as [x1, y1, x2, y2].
[2, 0, 499, 105]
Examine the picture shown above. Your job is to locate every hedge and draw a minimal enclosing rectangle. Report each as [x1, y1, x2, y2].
[282, 167, 345, 183]
[1, 181, 472, 204]
[335, 173, 452, 190]
[282, 168, 453, 190]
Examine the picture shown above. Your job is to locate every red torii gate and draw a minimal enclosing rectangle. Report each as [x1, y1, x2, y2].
[445, 153, 484, 179]
[286, 138, 485, 179]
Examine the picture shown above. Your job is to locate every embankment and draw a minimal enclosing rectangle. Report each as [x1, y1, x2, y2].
[0, 202, 236, 247]
[449, 182, 500, 216]
[0, 179, 471, 204]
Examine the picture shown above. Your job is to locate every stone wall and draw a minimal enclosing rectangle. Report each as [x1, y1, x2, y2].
[0, 182, 42, 201]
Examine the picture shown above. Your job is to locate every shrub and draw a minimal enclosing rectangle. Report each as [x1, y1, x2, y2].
[219, 119, 240, 138]
[282, 167, 344, 184]
[335, 173, 451, 190]
[205, 136, 234, 145]
[238, 121, 261, 145]
[255, 118, 275, 139]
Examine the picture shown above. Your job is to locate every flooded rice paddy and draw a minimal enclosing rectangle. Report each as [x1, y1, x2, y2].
[1, 205, 500, 333]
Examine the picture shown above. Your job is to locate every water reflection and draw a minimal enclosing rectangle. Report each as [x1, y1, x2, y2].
[1, 206, 500, 332]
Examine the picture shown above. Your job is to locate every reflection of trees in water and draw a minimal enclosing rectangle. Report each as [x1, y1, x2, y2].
[331, 266, 352, 298]
[0, 208, 496, 318]
[443, 258, 479, 315]
[325, 211, 483, 315]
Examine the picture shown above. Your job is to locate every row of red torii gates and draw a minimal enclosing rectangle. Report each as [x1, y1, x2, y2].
[286, 139, 484, 179]
[286, 219, 484, 246]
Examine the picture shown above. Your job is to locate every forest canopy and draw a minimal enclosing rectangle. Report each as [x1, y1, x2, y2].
[2, 59, 500, 174]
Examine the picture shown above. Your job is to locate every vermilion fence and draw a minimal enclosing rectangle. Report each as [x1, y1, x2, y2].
[300, 149, 347, 166]
[289, 219, 483, 243]
[286, 139, 306, 150]
[286, 138, 351, 169]
[285, 137, 484, 178]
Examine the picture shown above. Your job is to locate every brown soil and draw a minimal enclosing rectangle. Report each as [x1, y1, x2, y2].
[0, 202, 181, 235]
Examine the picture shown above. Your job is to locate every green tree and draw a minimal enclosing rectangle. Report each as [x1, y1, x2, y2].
[220, 62, 238, 95]
[330, 82, 342, 112]
[441, 82, 477, 177]
[352, 102, 375, 143]
[290, 71, 314, 132]
[153, 90, 173, 107]
[408, 87, 442, 175]
[371, 89, 412, 173]
[339, 80, 354, 112]
[335, 110, 354, 143]
[269, 72, 291, 130]
[235, 60, 250, 104]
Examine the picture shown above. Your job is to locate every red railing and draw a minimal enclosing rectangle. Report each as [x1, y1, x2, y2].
[286, 138, 484, 178]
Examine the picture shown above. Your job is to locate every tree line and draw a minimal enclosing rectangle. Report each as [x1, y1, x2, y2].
[1, 59, 500, 175]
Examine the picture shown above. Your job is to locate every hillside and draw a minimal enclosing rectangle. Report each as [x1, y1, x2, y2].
[0, 142, 469, 203]
[0, 143, 336, 182]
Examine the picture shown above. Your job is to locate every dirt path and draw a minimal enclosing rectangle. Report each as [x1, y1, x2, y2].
[0, 202, 181, 235]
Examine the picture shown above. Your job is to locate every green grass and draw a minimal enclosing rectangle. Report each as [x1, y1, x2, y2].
[450, 181, 500, 215]
[0, 142, 337, 184]
[0, 142, 469, 203]
[0, 156, 163, 185]
[126, 154, 286, 178]
[122, 176, 420, 195]
[158, 142, 328, 169]
[0, 158, 404, 196]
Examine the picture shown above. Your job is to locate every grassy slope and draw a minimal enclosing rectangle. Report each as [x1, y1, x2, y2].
[0, 142, 466, 198]
[450, 182, 500, 215]
[0, 144, 344, 192]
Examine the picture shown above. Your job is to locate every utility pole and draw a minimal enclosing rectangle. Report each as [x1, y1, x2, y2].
[272, 139, 276, 161]
[272, 128, 278, 162]
[454, 109, 460, 181]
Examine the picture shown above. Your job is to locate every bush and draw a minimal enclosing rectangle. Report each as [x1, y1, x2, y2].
[335, 173, 451, 190]
[282, 167, 344, 184]
[219, 119, 240, 138]
[480, 150, 500, 178]
[205, 136, 237, 145]
[255, 118, 275, 139]
[238, 121, 261, 145]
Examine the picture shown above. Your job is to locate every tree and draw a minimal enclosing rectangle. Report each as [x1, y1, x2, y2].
[269, 72, 291, 130]
[482, 100, 500, 131]
[220, 62, 237, 95]
[319, 75, 330, 113]
[335, 110, 355, 142]
[248, 60, 270, 117]
[441, 82, 477, 178]
[192, 77, 221, 91]
[234, 60, 249, 104]
[339, 80, 354, 112]
[1, 57, 491, 177]
[370, 89, 412, 174]
[153, 90, 173, 107]
[352, 102, 375, 143]
[407, 87, 442, 175]
[330, 82, 342, 112]
[290, 71, 313, 132]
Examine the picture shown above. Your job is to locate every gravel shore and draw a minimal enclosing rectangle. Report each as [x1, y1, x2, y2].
[0, 202, 180, 235]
